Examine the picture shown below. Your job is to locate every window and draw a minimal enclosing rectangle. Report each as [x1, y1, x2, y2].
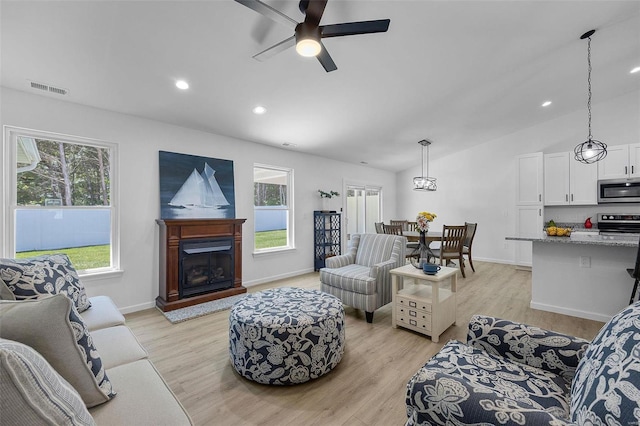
[2, 127, 119, 275]
[253, 164, 293, 252]
[345, 184, 381, 240]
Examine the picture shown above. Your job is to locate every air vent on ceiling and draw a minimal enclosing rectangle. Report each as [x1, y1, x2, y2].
[29, 81, 69, 96]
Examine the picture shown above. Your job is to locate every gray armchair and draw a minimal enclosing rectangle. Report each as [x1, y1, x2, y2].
[405, 301, 640, 425]
[320, 233, 406, 323]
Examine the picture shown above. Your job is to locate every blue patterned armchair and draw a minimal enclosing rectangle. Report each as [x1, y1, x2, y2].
[320, 233, 406, 323]
[405, 301, 640, 425]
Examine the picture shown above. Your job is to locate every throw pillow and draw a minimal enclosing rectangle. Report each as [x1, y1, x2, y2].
[0, 338, 96, 426]
[0, 294, 116, 407]
[0, 254, 91, 312]
[570, 301, 640, 424]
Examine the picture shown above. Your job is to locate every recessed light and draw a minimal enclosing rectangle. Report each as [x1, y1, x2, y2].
[252, 106, 267, 115]
[541, 101, 552, 107]
[631, 66, 640, 74]
[175, 80, 189, 90]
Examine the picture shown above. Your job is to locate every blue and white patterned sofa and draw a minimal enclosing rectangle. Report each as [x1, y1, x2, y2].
[320, 233, 406, 323]
[405, 301, 640, 425]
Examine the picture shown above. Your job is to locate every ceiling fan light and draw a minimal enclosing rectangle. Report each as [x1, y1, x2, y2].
[296, 38, 321, 57]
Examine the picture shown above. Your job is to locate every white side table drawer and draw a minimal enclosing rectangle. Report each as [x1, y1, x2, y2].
[396, 295, 432, 312]
[396, 306, 431, 332]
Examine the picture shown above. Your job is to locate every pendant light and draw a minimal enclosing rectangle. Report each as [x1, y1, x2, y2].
[413, 139, 437, 191]
[574, 29, 607, 164]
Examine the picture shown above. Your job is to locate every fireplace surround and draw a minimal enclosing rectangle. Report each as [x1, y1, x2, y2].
[156, 218, 246, 311]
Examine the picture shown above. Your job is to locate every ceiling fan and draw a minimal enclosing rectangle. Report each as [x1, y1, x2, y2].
[235, 0, 390, 72]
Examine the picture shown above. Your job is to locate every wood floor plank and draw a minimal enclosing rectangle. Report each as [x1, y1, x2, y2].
[125, 261, 605, 426]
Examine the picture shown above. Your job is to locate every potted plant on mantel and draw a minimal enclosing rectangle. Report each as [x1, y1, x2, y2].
[318, 190, 340, 213]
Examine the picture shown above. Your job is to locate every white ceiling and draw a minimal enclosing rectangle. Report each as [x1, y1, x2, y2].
[1, 0, 639, 172]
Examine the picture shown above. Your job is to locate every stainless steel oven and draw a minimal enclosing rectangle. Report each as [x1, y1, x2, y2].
[598, 214, 640, 234]
[598, 178, 640, 203]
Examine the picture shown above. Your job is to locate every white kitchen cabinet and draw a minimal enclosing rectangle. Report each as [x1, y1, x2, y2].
[516, 152, 543, 205]
[544, 151, 597, 205]
[515, 152, 543, 267]
[515, 205, 544, 267]
[598, 143, 640, 179]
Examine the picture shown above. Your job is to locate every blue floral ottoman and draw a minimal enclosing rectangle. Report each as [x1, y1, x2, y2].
[229, 287, 345, 385]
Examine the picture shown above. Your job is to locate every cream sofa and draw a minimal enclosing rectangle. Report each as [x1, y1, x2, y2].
[1, 294, 192, 426]
[82, 295, 193, 425]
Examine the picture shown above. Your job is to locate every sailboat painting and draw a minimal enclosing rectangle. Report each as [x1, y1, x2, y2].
[159, 151, 235, 219]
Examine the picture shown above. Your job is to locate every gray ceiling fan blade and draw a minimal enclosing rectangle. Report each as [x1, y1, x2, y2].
[235, 0, 298, 30]
[317, 41, 337, 72]
[320, 20, 390, 38]
[252, 35, 296, 61]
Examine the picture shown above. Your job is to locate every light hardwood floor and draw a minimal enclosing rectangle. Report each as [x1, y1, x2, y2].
[125, 261, 605, 426]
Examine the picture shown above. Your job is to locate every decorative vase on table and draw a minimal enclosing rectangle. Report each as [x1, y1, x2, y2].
[409, 231, 432, 269]
[409, 211, 437, 269]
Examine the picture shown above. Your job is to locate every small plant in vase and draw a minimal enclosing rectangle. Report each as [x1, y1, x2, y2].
[318, 190, 340, 212]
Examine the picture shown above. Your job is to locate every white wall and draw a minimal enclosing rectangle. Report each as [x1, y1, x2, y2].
[0, 87, 397, 312]
[397, 89, 640, 264]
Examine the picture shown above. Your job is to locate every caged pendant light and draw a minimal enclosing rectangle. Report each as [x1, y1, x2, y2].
[574, 29, 607, 164]
[413, 139, 437, 191]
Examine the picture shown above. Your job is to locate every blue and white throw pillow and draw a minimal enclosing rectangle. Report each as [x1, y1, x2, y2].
[0, 254, 91, 312]
[570, 301, 640, 424]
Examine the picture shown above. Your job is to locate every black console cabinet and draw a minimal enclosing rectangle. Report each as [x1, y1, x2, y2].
[314, 211, 341, 271]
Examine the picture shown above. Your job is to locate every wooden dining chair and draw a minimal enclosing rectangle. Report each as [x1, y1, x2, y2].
[407, 221, 418, 232]
[383, 224, 404, 235]
[390, 220, 408, 231]
[628, 235, 640, 304]
[374, 222, 384, 234]
[431, 225, 467, 277]
[462, 222, 478, 272]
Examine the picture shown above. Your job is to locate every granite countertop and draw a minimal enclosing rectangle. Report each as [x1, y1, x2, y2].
[506, 232, 640, 248]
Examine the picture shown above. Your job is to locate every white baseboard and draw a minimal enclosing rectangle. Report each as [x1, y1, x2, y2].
[530, 301, 610, 323]
[243, 268, 315, 287]
[120, 301, 155, 315]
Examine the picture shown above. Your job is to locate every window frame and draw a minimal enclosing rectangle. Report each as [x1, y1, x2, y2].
[253, 163, 294, 255]
[2, 126, 121, 277]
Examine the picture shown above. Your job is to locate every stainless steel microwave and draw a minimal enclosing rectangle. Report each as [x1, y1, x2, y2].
[598, 178, 640, 203]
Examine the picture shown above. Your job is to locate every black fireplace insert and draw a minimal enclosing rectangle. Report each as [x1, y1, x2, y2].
[179, 238, 234, 298]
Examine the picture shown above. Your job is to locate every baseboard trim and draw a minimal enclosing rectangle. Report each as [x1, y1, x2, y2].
[243, 268, 315, 287]
[120, 301, 155, 315]
[530, 301, 611, 323]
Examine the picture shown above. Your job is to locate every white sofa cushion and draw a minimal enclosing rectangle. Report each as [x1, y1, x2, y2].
[0, 338, 96, 426]
[0, 294, 116, 407]
[89, 359, 192, 426]
[0, 254, 91, 312]
[81, 295, 125, 332]
[91, 325, 148, 369]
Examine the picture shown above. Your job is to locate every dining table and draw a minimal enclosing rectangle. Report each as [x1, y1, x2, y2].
[403, 231, 442, 244]
[403, 230, 442, 263]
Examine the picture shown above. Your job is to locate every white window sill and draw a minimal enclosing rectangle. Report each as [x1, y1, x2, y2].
[78, 268, 124, 282]
[252, 247, 296, 257]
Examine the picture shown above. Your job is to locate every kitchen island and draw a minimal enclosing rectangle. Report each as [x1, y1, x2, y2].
[506, 233, 638, 322]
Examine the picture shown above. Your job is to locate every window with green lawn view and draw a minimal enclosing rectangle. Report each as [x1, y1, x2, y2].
[254, 165, 293, 252]
[4, 127, 119, 273]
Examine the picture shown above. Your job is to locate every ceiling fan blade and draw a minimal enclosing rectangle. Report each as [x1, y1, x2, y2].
[235, 0, 298, 30]
[320, 19, 390, 38]
[252, 35, 296, 61]
[304, 0, 328, 27]
[316, 41, 337, 72]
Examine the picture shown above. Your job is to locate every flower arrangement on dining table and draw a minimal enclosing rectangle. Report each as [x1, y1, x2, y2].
[416, 211, 437, 233]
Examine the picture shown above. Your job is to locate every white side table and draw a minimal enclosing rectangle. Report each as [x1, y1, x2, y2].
[390, 264, 458, 343]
